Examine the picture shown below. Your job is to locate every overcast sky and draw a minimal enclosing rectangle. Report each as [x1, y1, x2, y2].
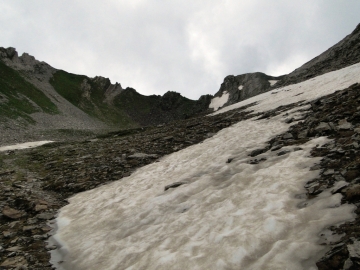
[1, 1, 359, 99]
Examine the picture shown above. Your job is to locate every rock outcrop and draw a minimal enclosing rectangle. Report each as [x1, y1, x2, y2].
[211, 72, 283, 110]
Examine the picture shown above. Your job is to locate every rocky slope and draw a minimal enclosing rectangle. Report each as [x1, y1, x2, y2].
[274, 23, 360, 88]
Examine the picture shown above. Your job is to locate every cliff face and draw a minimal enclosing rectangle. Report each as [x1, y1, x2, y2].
[210, 72, 284, 110]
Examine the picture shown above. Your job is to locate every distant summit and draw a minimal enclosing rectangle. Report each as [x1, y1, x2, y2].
[208, 23, 360, 111]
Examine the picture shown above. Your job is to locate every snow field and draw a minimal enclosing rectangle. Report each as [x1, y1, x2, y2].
[52, 62, 360, 269]
[0, 141, 53, 152]
[269, 80, 278, 86]
[209, 91, 229, 111]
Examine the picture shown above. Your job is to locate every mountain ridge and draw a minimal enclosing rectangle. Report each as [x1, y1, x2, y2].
[0, 48, 212, 145]
[0, 23, 359, 147]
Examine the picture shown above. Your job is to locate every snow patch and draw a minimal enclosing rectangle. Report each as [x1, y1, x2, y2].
[269, 80, 278, 86]
[0, 141, 53, 152]
[238, 85, 244, 90]
[209, 91, 229, 111]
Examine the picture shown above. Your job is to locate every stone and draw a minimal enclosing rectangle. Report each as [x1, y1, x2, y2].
[323, 169, 335, 176]
[36, 212, 54, 220]
[345, 170, 359, 181]
[338, 119, 353, 130]
[3, 231, 14, 238]
[331, 181, 349, 194]
[226, 158, 233, 163]
[2, 206, 23, 219]
[22, 225, 37, 231]
[343, 184, 360, 202]
[282, 133, 293, 139]
[277, 150, 291, 156]
[249, 148, 267, 157]
[34, 204, 48, 212]
[164, 181, 188, 191]
[347, 239, 360, 257]
[316, 245, 349, 270]
[6, 246, 22, 252]
[0, 256, 27, 268]
[284, 118, 294, 123]
[128, 153, 158, 159]
[271, 144, 283, 151]
[334, 175, 346, 182]
[343, 258, 353, 270]
[315, 122, 332, 132]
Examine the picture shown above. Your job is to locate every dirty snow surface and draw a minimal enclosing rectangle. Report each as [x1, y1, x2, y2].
[0, 141, 53, 152]
[53, 63, 360, 270]
[209, 91, 229, 111]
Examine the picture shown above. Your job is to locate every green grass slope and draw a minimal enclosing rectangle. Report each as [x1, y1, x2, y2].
[49, 70, 136, 128]
[0, 61, 58, 124]
[50, 70, 211, 129]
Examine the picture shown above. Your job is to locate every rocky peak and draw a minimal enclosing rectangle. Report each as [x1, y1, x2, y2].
[0, 47, 56, 82]
[0, 47, 18, 60]
[160, 91, 186, 111]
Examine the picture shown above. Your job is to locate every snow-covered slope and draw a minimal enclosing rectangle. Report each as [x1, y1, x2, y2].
[51, 63, 360, 270]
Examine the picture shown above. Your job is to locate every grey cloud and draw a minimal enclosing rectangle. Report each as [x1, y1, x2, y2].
[0, 0, 359, 99]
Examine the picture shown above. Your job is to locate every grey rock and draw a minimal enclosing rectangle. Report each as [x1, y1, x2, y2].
[343, 258, 353, 269]
[331, 181, 349, 194]
[226, 158, 234, 163]
[297, 130, 308, 139]
[323, 169, 335, 176]
[315, 122, 331, 131]
[338, 119, 353, 130]
[277, 150, 291, 156]
[128, 153, 158, 159]
[348, 239, 360, 257]
[282, 133, 293, 140]
[334, 175, 346, 182]
[36, 212, 54, 220]
[271, 145, 283, 151]
[164, 181, 188, 191]
[249, 148, 267, 157]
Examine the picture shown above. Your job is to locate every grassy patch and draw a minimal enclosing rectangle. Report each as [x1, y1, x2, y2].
[0, 61, 58, 123]
[49, 70, 87, 106]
